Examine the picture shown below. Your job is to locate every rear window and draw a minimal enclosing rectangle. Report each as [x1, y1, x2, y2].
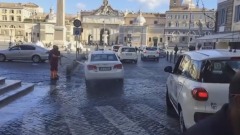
[91, 54, 118, 61]
[122, 48, 136, 52]
[113, 46, 121, 50]
[201, 59, 240, 83]
[146, 47, 157, 51]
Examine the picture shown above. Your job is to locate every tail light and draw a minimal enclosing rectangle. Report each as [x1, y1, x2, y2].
[87, 65, 97, 71]
[114, 64, 123, 69]
[192, 88, 208, 101]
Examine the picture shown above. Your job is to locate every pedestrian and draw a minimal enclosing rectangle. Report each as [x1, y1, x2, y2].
[174, 45, 178, 54]
[184, 71, 240, 135]
[49, 45, 61, 80]
[76, 42, 80, 56]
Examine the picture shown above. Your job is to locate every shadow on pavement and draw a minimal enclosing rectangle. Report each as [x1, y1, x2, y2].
[86, 80, 124, 99]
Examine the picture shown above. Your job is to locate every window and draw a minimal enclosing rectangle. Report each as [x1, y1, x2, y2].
[146, 47, 157, 51]
[177, 55, 191, 76]
[17, 16, 21, 21]
[234, 5, 240, 22]
[176, 22, 179, 27]
[10, 46, 20, 51]
[26, 33, 28, 36]
[154, 21, 158, 24]
[160, 38, 162, 42]
[10, 16, 14, 21]
[17, 10, 21, 14]
[186, 15, 188, 19]
[91, 54, 118, 61]
[220, 8, 227, 24]
[182, 37, 185, 41]
[175, 15, 177, 19]
[188, 60, 201, 81]
[168, 22, 171, 27]
[122, 48, 136, 52]
[37, 33, 40, 37]
[2, 15, 7, 21]
[130, 20, 133, 24]
[168, 37, 170, 41]
[2, 9, 7, 13]
[201, 60, 240, 83]
[149, 37, 152, 42]
[20, 45, 36, 50]
[10, 10, 14, 14]
[18, 31, 22, 35]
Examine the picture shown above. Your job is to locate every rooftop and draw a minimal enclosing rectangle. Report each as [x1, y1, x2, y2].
[185, 49, 240, 61]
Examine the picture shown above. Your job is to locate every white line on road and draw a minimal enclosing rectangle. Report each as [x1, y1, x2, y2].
[132, 104, 179, 134]
[61, 105, 97, 135]
[96, 106, 149, 135]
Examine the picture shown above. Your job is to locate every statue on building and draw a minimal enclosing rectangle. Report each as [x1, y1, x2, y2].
[196, 20, 203, 36]
[103, 0, 108, 6]
[102, 30, 108, 45]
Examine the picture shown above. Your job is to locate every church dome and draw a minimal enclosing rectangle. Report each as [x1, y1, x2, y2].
[134, 11, 146, 26]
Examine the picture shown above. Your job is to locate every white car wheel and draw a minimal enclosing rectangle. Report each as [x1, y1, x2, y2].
[0, 54, 6, 62]
[32, 55, 41, 63]
[179, 110, 186, 133]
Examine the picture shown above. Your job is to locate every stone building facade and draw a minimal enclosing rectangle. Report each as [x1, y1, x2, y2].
[165, 0, 215, 48]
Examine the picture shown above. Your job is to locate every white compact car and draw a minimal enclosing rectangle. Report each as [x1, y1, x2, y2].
[141, 47, 160, 61]
[164, 49, 240, 132]
[117, 47, 138, 63]
[0, 44, 49, 63]
[84, 51, 124, 87]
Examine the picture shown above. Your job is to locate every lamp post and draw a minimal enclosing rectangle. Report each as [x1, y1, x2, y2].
[188, 7, 192, 49]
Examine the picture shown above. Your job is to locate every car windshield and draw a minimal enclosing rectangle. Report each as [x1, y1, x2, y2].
[91, 54, 118, 61]
[201, 59, 240, 83]
[122, 48, 136, 52]
[146, 47, 157, 51]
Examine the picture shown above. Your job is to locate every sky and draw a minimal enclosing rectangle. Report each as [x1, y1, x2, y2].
[1, 0, 218, 14]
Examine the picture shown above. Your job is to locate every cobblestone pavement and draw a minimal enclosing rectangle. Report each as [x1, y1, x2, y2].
[0, 54, 180, 135]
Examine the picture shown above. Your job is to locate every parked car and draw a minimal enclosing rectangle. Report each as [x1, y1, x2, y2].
[117, 47, 138, 63]
[84, 50, 124, 88]
[141, 47, 160, 61]
[159, 49, 166, 58]
[164, 49, 240, 133]
[0, 44, 49, 63]
[112, 45, 123, 52]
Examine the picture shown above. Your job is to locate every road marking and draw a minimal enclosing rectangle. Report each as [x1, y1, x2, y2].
[96, 106, 149, 135]
[133, 104, 179, 134]
[61, 106, 97, 135]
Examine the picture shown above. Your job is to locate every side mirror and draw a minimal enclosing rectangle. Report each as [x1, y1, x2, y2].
[164, 66, 173, 73]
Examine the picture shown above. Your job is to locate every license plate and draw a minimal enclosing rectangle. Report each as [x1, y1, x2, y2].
[99, 67, 111, 71]
[126, 53, 132, 56]
[148, 55, 155, 58]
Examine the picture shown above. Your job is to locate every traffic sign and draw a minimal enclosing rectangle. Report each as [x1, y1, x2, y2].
[73, 27, 82, 35]
[73, 19, 81, 27]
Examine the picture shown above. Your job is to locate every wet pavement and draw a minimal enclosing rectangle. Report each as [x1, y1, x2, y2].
[0, 53, 180, 135]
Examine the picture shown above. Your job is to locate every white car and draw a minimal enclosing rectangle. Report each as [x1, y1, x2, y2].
[117, 47, 138, 63]
[84, 51, 124, 87]
[141, 47, 160, 61]
[112, 45, 123, 52]
[0, 44, 49, 63]
[164, 49, 240, 132]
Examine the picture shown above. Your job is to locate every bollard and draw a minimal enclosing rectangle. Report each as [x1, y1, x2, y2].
[166, 51, 169, 61]
[170, 52, 172, 63]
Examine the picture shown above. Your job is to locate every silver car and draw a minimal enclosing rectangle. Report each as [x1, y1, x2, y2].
[0, 44, 49, 63]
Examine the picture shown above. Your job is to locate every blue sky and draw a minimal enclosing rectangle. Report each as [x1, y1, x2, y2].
[1, 0, 217, 14]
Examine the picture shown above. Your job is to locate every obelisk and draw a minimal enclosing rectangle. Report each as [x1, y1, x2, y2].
[54, 0, 66, 47]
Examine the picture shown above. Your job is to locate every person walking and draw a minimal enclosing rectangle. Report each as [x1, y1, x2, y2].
[174, 45, 179, 54]
[49, 45, 61, 80]
[184, 71, 240, 135]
